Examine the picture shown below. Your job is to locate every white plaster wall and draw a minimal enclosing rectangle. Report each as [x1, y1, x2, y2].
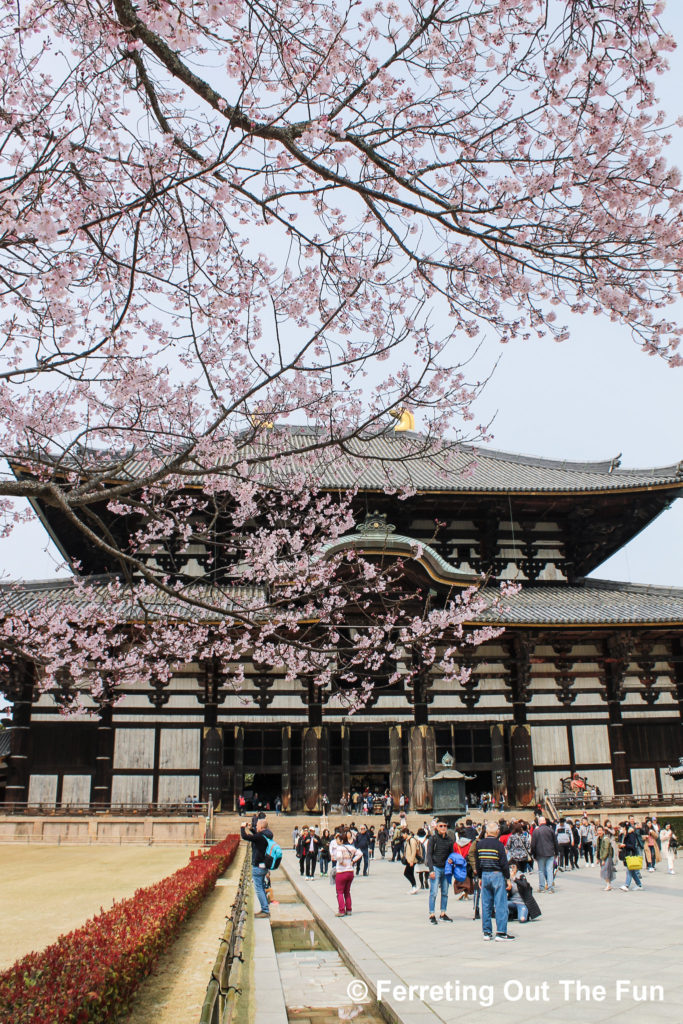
[116, 714, 203, 725]
[115, 693, 202, 710]
[531, 726, 569, 765]
[111, 774, 154, 806]
[583, 769, 614, 797]
[159, 728, 201, 770]
[113, 728, 155, 769]
[571, 724, 611, 765]
[157, 774, 200, 804]
[61, 775, 92, 805]
[533, 770, 565, 795]
[660, 772, 683, 795]
[630, 768, 658, 795]
[28, 774, 58, 806]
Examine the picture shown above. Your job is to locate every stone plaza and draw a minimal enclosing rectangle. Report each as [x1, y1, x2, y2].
[251, 847, 683, 1024]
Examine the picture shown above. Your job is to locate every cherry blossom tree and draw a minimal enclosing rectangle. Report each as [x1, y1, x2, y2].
[0, 0, 681, 702]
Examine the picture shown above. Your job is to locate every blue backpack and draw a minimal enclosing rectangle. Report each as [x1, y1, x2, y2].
[450, 852, 468, 881]
[264, 836, 283, 870]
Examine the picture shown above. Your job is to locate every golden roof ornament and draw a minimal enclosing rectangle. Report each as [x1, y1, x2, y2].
[389, 407, 415, 432]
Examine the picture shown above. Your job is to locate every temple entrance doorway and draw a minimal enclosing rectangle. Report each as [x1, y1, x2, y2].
[242, 772, 282, 812]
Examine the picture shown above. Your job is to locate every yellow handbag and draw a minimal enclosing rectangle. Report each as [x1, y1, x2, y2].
[625, 855, 643, 871]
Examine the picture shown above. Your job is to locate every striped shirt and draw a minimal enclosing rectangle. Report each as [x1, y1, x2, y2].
[474, 838, 510, 879]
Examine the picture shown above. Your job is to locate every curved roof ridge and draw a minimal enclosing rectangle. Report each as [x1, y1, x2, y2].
[580, 577, 683, 597]
[466, 444, 682, 476]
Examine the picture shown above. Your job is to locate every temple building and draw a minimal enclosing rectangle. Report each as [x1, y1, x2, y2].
[2, 430, 683, 812]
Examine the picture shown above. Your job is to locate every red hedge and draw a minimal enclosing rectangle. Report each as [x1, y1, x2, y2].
[0, 836, 240, 1024]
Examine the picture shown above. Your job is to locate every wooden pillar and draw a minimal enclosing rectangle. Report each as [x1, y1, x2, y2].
[604, 635, 632, 796]
[509, 725, 534, 806]
[341, 723, 350, 800]
[281, 725, 291, 812]
[507, 635, 534, 806]
[201, 726, 223, 805]
[233, 725, 244, 807]
[408, 724, 435, 811]
[389, 725, 402, 803]
[320, 724, 329, 804]
[199, 659, 224, 805]
[671, 639, 683, 739]
[303, 725, 323, 812]
[91, 702, 114, 808]
[5, 661, 35, 807]
[491, 723, 506, 803]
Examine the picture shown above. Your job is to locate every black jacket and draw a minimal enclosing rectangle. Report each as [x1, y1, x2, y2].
[514, 874, 541, 920]
[297, 834, 320, 858]
[355, 831, 370, 852]
[240, 825, 274, 867]
[530, 824, 558, 859]
[426, 833, 453, 870]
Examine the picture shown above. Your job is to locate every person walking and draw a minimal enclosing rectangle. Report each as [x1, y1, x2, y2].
[354, 824, 371, 876]
[402, 828, 423, 894]
[579, 818, 595, 864]
[596, 824, 616, 891]
[240, 816, 275, 918]
[659, 823, 677, 874]
[475, 821, 514, 941]
[619, 822, 644, 891]
[530, 816, 558, 893]
[296, 827, 309, 876]
[555, 818, 572, 871]
[450, 831, 477, 899]
[643, 819, 660, 872]
[334, 828, 362, 916]
[426, 819, 454, 925]
[383, 791, 394, 829]
[506, 822, 532, 873]
[319, 828, 332, 876]
[377, 824, 388, 858]
[568, 819, 581, 869]
[415, 828, 430, 890]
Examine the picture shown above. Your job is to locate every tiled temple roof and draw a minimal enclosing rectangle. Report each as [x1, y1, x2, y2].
[3, 575, 683, 627]
[260, 431, 683, 494]
[481, 579, 683, 626]
[12, 428, 683, 495]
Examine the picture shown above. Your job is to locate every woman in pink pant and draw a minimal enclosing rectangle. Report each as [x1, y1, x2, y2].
[334, 828, 362, 916]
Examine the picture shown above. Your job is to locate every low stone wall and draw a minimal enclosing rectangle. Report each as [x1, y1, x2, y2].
[0, 814, 206, 844]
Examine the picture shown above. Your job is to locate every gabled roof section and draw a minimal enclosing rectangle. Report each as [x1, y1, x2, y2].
[2, 575, 683, 629]
[479, 578, 683, 627]
[303, 433, 683, 494]
[10, 427, 683, 495]
[321, 513, 479, 587]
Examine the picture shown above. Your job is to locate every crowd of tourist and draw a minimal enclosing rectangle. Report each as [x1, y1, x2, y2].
[287, 811, 679, 940]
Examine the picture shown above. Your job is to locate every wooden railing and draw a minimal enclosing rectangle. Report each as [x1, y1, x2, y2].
[199, 850, 250, 1024]
[550, 792, 683, 812]
[0, 800, 209, 816]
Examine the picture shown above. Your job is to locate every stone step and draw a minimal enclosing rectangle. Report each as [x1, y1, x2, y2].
[212, 812, 428, 846]
[211, 808, 537, 848]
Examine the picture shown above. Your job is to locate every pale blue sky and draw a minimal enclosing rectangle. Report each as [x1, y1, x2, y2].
[1, 4, 681, 588]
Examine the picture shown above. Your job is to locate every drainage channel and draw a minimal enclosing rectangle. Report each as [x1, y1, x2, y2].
[269, 877, 386, 1023]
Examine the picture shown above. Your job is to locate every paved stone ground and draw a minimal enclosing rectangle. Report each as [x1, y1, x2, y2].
[281, 850, 683, 1024]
